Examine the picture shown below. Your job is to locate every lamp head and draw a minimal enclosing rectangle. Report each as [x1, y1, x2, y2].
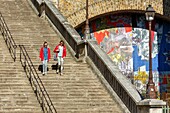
[145, 5, 155, 21]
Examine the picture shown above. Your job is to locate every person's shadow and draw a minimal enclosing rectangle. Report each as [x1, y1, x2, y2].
[38, 64, 49, 73]
[51, 63, 59, 71]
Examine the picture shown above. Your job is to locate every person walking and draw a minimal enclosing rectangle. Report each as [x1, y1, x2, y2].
[53, 40, 66, 75]
[39, 41, 51, 75]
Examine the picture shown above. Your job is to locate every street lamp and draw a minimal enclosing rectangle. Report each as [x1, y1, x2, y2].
[145, 5, 157, 99]
[82, 0, 90, 63]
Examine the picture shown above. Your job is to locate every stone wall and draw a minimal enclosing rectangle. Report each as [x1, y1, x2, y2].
[163, 0, 170, 16]
[56, 0, 163, 27]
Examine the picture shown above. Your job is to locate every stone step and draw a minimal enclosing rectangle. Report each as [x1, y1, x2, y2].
[0, 34, 43, 112]
[0, 111, 42, 113]
[0, 62, 23, 66]
[0, 98, 39, 103]
[0, 83, 35, 86]
[0, 64, 23, 67]
[37, 71, 94, 75]
[0, 108, 41, 112]
[39, 88, 106, 92]
[0, 0, 123, 112]
[0, 86, 37, 89]
[0, 89, 34, 92]
[1, 69, 24, 74]
[0, 80, 31, 83]
[0, 103, 41, 106]
[0, 71, 26, 74]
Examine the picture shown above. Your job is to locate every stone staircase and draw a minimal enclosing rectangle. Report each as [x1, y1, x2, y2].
[0, 34, 42, 113]
[0, 0, 124, 112]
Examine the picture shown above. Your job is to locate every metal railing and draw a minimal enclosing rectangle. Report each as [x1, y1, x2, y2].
[0, 12, 17, 61]
[29, 0, 167, 112]
[19, 45, 57, 113]
[0, 11, 57, 113]
[163, 106, 170, 113]
[29, 1, 142, 112]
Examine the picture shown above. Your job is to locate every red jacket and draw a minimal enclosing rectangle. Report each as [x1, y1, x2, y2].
[53, 44, 66, 58]
[39, 47, 51, 61]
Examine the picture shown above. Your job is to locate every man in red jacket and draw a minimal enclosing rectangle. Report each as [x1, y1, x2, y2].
[53, 40, 66, 75]
[39, 41, 51, 75]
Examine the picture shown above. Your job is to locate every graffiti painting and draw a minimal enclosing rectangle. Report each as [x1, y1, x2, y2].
[77, 14, 170, 99]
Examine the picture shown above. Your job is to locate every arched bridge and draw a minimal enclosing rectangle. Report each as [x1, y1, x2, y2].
[57, 0, 165, 27]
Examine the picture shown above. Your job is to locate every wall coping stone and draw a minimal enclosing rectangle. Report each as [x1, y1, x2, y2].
[37, 0, 42, 4]
[139, 99, 166, 106]
[44, 0, 82, 44]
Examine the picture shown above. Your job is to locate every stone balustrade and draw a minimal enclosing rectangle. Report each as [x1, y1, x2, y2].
[29, 1, 167, 112]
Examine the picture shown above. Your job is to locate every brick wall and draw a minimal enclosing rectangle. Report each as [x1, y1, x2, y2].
[57, 0, 163, 27]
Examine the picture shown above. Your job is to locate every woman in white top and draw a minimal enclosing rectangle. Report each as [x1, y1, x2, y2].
[53, 40, 66, 75]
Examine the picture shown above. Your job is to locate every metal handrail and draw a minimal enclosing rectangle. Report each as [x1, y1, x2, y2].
[19, 45, 57, 113]
[0, 11, 56, 113]
[163, 105, 170, 113]
[0, 12, 17, 61]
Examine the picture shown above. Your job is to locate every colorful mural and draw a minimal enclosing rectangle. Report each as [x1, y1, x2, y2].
[92, 27, 133, 75]
[132, 27, 159, 95]
[90, 27, 159, 96]
[77, 14, 170, 99]
[159, 22, 170, 100]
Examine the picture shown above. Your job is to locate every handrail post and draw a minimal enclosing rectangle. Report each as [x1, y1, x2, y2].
[138, 99, 166, 113]
[19, 45, 21, 61]
[14, 45, 17, 62]
[39, 0, 45, 18]
[23, 55, 26, 70]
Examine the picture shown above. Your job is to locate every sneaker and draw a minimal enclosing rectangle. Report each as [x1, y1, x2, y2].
[56, 70, 59, 74]
[60, 73, 63, 76]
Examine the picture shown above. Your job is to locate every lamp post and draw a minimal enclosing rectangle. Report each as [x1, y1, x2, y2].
[145, 5, 157, 99]
[82, 0, 90, 63]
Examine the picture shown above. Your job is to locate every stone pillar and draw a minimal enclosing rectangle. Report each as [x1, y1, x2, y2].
[138, 99, 166, 113]
[49, 0, 59, 8]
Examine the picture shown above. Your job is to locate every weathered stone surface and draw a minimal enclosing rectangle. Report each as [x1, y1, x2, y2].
[164, 0, 170, 17]
[52, 0, 163, 27]
[0, 35, 42, 113]
[0, 0, 124, 112]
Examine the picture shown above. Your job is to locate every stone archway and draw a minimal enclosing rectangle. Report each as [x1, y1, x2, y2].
[58, 0, 163, 27]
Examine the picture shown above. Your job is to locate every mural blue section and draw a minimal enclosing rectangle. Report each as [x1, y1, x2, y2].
[133, 45, 158, 71]
[159, 22, 170, 71]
